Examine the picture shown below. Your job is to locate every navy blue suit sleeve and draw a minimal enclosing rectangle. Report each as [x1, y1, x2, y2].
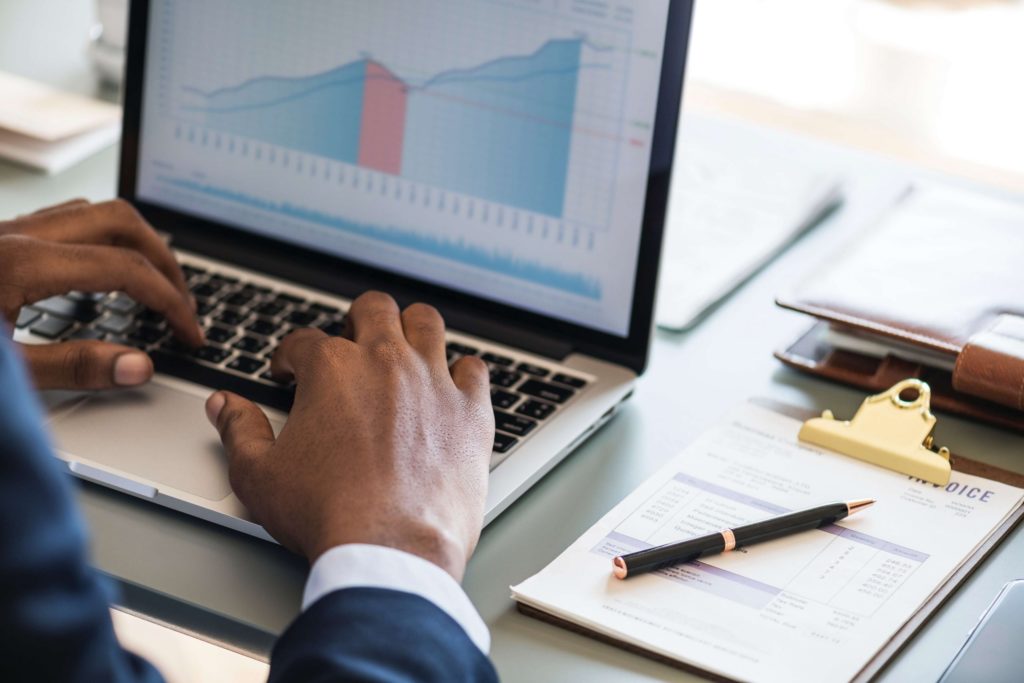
[0, 336, 163, 683]
[0, 335, 498, 682]
[270, 587, 499, 683]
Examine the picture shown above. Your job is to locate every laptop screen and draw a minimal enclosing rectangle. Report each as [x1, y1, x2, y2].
[135, 0, 671, 338]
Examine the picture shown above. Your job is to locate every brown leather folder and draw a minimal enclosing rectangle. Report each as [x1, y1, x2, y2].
[775, 185, 1024, 432]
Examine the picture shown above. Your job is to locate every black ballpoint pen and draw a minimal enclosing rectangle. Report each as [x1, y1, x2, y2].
[612, 499, 876, 580]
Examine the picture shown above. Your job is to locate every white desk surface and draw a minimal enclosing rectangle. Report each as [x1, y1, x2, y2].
[4, 3, 1024, 681]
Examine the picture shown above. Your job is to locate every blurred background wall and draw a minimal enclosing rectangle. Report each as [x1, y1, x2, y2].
[687, 0, 1024, 189]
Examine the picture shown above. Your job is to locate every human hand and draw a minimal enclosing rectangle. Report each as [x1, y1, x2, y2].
[0, 199, 203, 390]
[204, 292, 494, 580]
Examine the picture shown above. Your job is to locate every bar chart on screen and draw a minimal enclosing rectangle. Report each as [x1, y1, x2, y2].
[137, 0, 670, 335]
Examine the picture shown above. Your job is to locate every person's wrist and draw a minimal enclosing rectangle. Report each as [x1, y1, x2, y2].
[305, 520, 469, 581]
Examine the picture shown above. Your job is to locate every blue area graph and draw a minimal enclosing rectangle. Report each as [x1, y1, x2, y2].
[402, 39, 581, 218]
[162, 177, 602, 299]
[183, 39, 593, 218]
[191, 60, 367, 166]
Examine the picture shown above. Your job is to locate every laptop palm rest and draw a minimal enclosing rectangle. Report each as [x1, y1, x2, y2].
[47, 381, 281, 502]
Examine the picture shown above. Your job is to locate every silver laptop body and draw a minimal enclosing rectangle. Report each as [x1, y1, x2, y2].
[17, 0, 693, 541]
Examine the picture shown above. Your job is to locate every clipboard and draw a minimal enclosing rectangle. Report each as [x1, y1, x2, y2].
[516, 383, 1024, 683]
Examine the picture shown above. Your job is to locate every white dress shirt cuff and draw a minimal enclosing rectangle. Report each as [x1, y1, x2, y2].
[302, 544, 490, 654]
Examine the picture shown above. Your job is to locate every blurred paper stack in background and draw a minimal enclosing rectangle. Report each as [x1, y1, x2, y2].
[0, 70, 120, 173]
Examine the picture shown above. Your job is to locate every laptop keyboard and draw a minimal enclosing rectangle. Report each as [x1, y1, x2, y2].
[15, 261, 590, 461]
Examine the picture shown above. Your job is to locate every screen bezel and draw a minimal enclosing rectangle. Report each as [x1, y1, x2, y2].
[119, 0, 694, 374]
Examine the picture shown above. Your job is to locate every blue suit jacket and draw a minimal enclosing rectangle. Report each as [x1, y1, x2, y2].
[0, 335, 497, 682]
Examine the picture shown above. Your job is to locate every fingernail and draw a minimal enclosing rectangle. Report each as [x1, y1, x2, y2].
[189, 294, 198, 313]
[113, 353, 153, 387]
[206, 392, 226, 426]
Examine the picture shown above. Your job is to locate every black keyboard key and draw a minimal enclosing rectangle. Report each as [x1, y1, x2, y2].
[98, 314, 134, 335]
[447, 342, 477, 356]
[149, 350, 294, 412]
[216, 309, 249, 326]
[517, 399, 556, 421]
[138, 308, 164, 323]
[181, 264, 206, 277]
[70, 328, 105, 341]
[104, 295, 138, 315]
[196, 299, 219, 316]
[190, 282, 222, 299]
[196, 346, 232, 364]
[76, 306, 103, 323]
[552, 373, 587, 389]
[30, 315, 73, 339]
[34, 295, 101, 323]
[15, 308, 40, 329]
[276, 293, 305, 305]
[234, 336, 268, 354]
[255, 302, 286, 318]
[247, 319, 278, 337]
[161, 337, 194, 354]
[310, 302, 340, 315]
[286, 309, 319, 326]
[516, 362, 550, 377]
[518, 379, 575, 404]
[224, 291, 255, 308]
[242, 283, 272, 296]
[490, 389, 518, 410]
[493, 410, 537, 437]
[208, 274, 239, 286]
[482, 352, 514, 367]
[489, 368, 522, 388]
[206, 325, 237, 344]
[493, 432, 519, 454]
[130, 325, 167, 345]
[227, 355, 265, 375]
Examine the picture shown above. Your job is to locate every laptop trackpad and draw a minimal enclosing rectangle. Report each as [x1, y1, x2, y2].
[48, 381, 282, 502]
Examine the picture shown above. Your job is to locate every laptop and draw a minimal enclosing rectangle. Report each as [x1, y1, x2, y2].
[17, 0, 693, 541]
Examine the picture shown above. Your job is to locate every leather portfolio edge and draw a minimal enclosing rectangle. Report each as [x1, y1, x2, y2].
[771, 186, 957, 357]
[774, 322, 1024, 434]
[513, 400, 1024, 682]
[773, 298, 960, 356]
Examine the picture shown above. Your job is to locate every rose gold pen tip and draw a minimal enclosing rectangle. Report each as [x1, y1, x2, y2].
[612, 557, 628, 580]
[846, 499, 876, 515]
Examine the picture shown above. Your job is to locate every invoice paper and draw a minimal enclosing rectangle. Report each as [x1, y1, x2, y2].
[512, 403, 1024, 683]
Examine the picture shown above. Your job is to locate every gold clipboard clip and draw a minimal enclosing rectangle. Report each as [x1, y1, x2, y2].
[798, 379, 952, 485]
